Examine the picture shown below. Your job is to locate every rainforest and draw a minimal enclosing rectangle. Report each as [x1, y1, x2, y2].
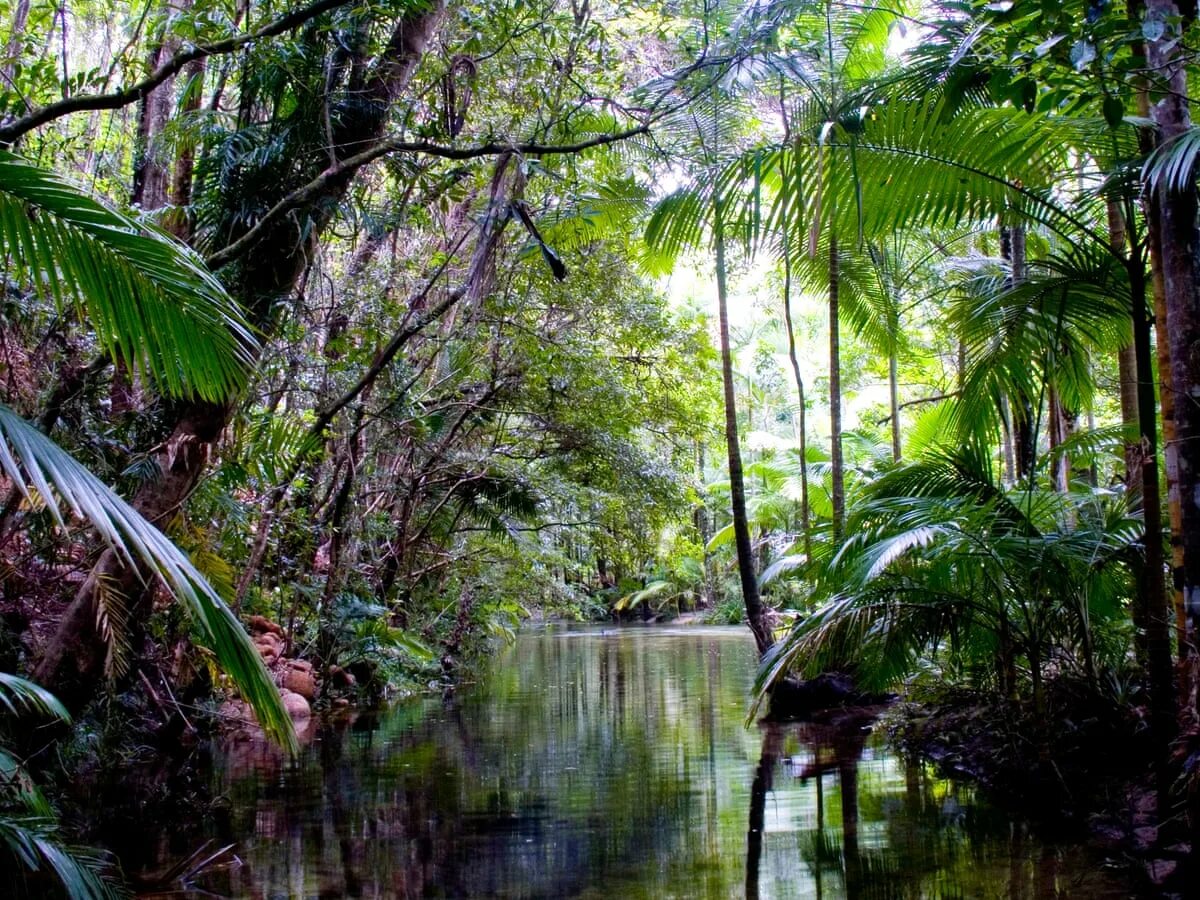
[0, 0, 1198, 896]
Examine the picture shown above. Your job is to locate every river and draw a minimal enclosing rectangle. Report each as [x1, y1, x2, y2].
[113, 624, 1128, 897]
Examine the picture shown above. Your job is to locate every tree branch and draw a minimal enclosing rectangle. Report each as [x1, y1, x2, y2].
[874, 391, 959, 425]
[204, 125, 649, 270]
[0, 0, 356, 144]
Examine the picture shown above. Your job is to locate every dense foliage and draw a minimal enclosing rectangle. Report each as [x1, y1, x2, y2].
[2, 0, 1200, 892]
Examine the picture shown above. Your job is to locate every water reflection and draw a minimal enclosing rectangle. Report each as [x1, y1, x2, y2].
[742, 713, 1120, 899]
[113, 625, 1124, 898]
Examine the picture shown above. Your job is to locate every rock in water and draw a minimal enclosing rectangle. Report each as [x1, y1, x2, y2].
[280, 688, 311, 721]
[282, 659, 317, 701]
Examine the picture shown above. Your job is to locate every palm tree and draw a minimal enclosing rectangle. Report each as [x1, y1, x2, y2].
[0, 153, 294, 749]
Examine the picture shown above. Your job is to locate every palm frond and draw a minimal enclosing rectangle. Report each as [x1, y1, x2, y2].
[0, 152, 256, 402]
[0, 672, 71, 722]
[1142, 125, 1200, 193]
[0, 404, 295, 751]
[0, 816, 122, 900]
[92, 574, 131, 681]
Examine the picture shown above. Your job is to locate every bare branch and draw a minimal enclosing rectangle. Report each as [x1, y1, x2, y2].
[0, 0, 357, 144]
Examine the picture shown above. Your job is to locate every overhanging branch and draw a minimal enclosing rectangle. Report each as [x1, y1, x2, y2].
[0, 0, 356, 144]
[204, 125, 650, 270]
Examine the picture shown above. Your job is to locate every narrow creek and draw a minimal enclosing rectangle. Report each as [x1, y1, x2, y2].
[110, 625, 1129, 897]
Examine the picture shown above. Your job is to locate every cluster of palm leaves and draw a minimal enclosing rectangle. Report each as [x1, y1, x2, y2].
[0, 674, 122, 898]
[0, 148, 300, 893]
[639, 0, 1159, 709]
[0, 151, 295, 724]
[754, 445, 1136, 709]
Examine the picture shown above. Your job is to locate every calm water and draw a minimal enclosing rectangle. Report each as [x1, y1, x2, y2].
[120, 625, 1128, 898]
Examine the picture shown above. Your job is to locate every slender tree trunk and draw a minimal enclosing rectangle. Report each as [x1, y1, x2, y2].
[714, 190, 773, 656]
[130, 7, 182, 213]
[694, 441, 716, 607]
[829, 236, 844, 541]
[1146, 214, 1189, 665]
[889, 352, 901, 462]
[1, 0, 31, 88]
[1119, 342, 1142, 496]
[1048, 387, 1071, 493]
[1128, 220, 1178, 803]
[167, 54, 206, 241]
[999, 394, 1016, 485]
[1109, 202, 1143, 502]
[1001, 226, 1035, 480]
[1111, 202, 1149, 655]
[782, 230, 811, 562]
[1146, 0, 1200, 769]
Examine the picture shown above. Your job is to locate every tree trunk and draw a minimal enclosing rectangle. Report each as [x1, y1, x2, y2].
[782, 229, 811, 562]
[999, 394, 1016, 485]
[1048, 387, 1071, 493]
[1146, 0, 1200, 770]
[1146, 213, 1189, 665]
[714, 189, 773, 656]
[167, 54, 207, 241]
[1, 0, 31, 88]
[829, 236, 844, 541]
[1119, 341, 1142, 498]
[1129, 230, 1177, 802]
[1001, 226, 1035, 481]
[889, 351, 901, 462]
[694, 441, 716, 607]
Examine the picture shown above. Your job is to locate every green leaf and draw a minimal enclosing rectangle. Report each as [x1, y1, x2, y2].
[0, 152, 256, 402]
[1102, 95, 1125, 128]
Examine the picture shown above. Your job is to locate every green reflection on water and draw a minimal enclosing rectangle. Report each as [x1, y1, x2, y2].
[134, 625, 1125, 898]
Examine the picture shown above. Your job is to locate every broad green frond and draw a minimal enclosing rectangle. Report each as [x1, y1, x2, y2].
[812, 102, 1097, 243]
[0, 152, 256, 402]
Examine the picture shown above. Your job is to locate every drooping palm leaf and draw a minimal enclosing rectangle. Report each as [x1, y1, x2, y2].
[949, 246, 1130, 441]
[0, 816, 122, 900]
[0, 672, 71, 721]
[1142, 126, 1200, 193]
[0, 404, 295, 751]
[0, 151, 256, 402]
